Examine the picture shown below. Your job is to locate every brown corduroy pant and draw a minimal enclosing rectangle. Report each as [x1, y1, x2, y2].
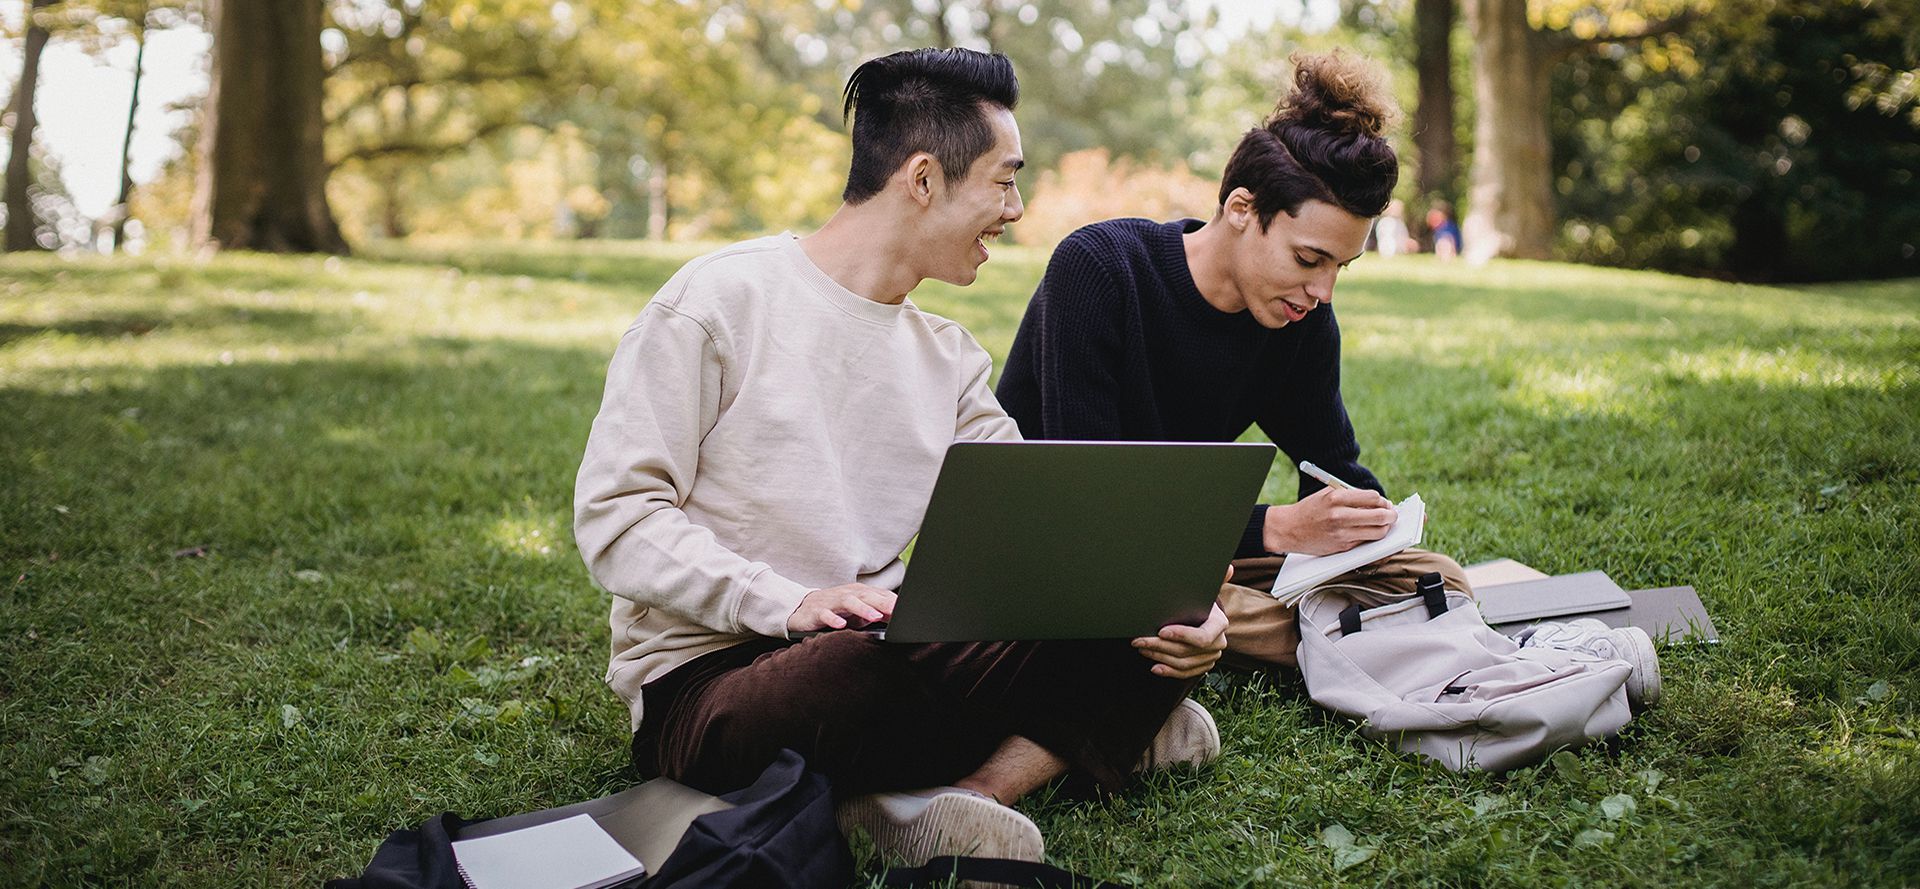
[631, 631, 1198, 798]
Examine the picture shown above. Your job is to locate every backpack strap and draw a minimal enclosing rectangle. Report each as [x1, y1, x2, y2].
[881, 856, 1129, 889]
[1338, 602, 1364, 636]
[1417, 572, 1448, 618]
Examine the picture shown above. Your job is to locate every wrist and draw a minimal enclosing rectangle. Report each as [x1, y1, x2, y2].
[1261, 503, 1295, 553]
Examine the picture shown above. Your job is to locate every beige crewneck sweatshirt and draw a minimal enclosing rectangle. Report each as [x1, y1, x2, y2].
[574, 234, 1021, 730]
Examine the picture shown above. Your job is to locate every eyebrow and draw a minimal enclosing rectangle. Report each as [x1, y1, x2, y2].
[1303, 244, 1364, 265]
[1003, 158, 1025, 173]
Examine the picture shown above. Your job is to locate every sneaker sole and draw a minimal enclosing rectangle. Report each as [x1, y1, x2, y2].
[837, 791, 1044, 867]
[1615, 626, 1662, 710]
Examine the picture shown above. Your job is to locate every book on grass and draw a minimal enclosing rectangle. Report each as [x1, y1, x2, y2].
[1268, 493, 1425, 605]
[450, 813, 646, 889]
[1473, 570, 1633, 625]
[1485, 583, 1720, 644]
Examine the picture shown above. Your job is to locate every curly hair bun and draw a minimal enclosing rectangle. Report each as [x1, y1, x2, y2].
[1268, 50, 1399, 139]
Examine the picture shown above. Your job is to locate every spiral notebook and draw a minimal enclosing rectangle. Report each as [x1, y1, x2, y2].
[449, 813, 646, 889]
[1267, 494, 1425, 605]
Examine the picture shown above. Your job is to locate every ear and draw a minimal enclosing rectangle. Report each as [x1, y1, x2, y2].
[902, 152, 940, 209]
[1222, 187, 1256, 232]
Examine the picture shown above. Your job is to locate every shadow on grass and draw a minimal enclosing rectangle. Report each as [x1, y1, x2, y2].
[0, 305, 352, 349]
[1, 334, 642, 883]
[355, 241, 694, 291]
[2, 255, 356, 296]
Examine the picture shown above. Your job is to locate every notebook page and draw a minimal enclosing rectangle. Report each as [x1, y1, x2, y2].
[451, 813, 645, 889]
[1269, 494, 1425, 604]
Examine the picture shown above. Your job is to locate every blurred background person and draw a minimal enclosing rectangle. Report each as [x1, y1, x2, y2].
[1374, 199, 1415, 256]
[1427, 201, 1462, 261]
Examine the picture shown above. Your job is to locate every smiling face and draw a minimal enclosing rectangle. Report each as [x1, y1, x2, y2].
[1227, 195, 1374, 329]
[919, 105, 1026, 286]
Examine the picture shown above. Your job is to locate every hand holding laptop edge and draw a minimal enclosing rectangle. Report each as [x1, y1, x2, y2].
[1132, 565, 1234, 678]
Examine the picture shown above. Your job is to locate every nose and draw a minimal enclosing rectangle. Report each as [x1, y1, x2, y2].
[1306, 266, 1337, 304]
[1003, 183, 1025, 223]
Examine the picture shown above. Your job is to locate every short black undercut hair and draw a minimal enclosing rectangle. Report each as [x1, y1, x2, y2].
[839, 48, 1020, 204]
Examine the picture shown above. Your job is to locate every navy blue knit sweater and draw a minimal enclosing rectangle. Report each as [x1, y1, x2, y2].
[996, 217, 1383, 558]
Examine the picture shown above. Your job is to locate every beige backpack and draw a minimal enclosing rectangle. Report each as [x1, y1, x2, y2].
[1295, 577, 1633, 772]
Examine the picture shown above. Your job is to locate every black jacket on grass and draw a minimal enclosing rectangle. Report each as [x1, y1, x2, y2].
[995, 217, 1383, 559]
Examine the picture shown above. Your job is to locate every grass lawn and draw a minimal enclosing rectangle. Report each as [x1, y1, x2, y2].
[2, 240, 1917, 886]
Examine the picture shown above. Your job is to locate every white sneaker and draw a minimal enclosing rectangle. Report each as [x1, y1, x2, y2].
[836, 786, 1044, 868]
[1518, 618, 1662, 710]
[1136, 698, 1222, 772]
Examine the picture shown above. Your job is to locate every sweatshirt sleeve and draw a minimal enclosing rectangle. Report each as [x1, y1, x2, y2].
[956, 350, 1023, 443]
[573, 302, 810, 639]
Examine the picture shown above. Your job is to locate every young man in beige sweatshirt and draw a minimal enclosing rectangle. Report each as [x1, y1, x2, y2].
[573, 48, 1230, 868]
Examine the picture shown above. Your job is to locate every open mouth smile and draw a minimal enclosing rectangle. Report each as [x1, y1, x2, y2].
[975, 229, 1003, 259]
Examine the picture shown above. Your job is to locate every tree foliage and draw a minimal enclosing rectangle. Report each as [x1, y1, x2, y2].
[9, 0, 1915, 277]
[1553, 0, 1920, 280]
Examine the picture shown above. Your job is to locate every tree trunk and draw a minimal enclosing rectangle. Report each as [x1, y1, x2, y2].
[377, 83, 412, 239]
[112, 11, 148, 252]
[378, 164, 406, 239]
[5, 0, 55, 252]
[1412, 0, 1457, 241]
[192, 0, 347, 253]
[1462, 0, 1555, 261]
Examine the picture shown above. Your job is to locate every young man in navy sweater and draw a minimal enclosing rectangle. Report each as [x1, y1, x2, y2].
[996, 52, 1473, 668]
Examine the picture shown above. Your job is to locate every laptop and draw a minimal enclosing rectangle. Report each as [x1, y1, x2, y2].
[872, 440, 1275, 643]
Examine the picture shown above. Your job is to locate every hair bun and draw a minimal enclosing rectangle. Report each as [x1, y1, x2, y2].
[1268, 50, 1398, 139]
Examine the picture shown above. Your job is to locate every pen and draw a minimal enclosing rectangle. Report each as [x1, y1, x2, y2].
[1298, 460, 1356, 490]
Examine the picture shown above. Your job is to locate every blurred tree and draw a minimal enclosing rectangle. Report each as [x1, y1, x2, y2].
[1552, 0, 1919, 280]
[194, 0, 345, 252]
[46, 0, 198, 249]
[4, 0, 54, 251]
[195, 0, 349, 251]
[1411, 0, 1456, 225]
[735, 0, 1210, 232]
[1461, 0, 1698, 261]
[573, 0, 835, 238]
[324, 0, 579, 238]
[317, 0, 841, 241]
[110, 2, 146, 250]
[1336, 0, 1466, 244]
[127, 106, 194, 249]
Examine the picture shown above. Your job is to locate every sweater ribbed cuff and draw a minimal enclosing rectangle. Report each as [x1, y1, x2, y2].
[735, 568, 812, 639]
[1237, 505, 1273, 559]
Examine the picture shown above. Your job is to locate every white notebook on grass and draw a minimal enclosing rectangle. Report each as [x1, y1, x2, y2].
[450, 813, 646, 889]
[1268, 493, 1425, 605]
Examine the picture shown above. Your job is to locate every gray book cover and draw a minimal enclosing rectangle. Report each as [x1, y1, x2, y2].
[1489, 585, 1719, 644]
[1474, 570, 1633, 624]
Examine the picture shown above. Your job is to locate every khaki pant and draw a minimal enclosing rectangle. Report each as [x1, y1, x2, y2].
[1217, 548, 1474, 669]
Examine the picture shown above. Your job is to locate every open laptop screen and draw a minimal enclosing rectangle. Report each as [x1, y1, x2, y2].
[883, 440, 1275, 643]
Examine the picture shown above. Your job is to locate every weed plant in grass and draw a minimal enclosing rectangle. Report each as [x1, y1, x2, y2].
[2, 245, 1917, 887]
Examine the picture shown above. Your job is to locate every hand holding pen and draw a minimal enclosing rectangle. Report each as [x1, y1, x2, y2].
[1260, 461, 1398, 555]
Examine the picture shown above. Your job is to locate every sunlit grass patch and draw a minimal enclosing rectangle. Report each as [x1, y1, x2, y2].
[3, 247, 1918, 886]
[1663, 344, 1920, 392]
